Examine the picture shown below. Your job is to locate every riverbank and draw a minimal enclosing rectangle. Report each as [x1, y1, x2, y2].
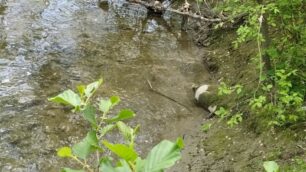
[169, 22, 306, 171]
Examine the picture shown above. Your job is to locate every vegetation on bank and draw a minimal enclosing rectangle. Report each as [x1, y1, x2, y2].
[194, 0, 306, 171]
[202, 0, 306, 128]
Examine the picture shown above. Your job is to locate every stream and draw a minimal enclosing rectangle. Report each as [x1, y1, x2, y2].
[0, 0, 210, 171]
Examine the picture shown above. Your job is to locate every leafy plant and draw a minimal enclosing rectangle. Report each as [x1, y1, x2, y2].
[263, 161, 280, 172]
[201, 123, 212, 132]
[212, 0, 306, 127]
[283, 158, 306, 172]
[49, 79, 183, 172]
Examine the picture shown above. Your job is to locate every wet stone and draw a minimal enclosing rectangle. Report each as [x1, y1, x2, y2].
[144, 19, 159, 33]
[17, 96, 36, 105]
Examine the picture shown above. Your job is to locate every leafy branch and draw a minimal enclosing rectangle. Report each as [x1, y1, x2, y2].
[49, 79, 183, 172]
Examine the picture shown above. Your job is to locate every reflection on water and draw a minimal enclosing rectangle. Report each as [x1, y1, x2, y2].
[0, 0, 209, 171]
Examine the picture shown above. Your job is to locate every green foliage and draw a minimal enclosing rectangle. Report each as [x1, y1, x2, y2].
[226, 113, 242, 127]
[218, 82, 243, 96]
[218, 82, 233, 95]
[263, 161, 280, 172]
[49, 80, 183, 172]
[82, 105, 97, 128]
[140, 140, 183, 172]
[57, 147, 73, 158]
[106, 109, 135, 123]
[249, 96, 266, 110]
[116, 121, 138, 147]
[48, 89, 82, 110]
[102, 141, 138, 161]
[62, 168, 84, 172]
[176, 137, 184, 149]
[213, 0, 306, 127]
[283, 158, 306, 172]
[201, 123, 212, 132]
[100, 158, 132, 172]
[215, 107, 230, 119]
[72, 131, 99, 160]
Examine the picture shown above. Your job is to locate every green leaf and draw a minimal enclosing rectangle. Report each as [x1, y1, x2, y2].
[99, 158, 132, 172]
[110, 96, 120, 106]
[215, 107, 229, 119]
[263, 161, 279, 172]
[77, 85, 86, 97]
[116, 121, 133, 143]
[85, 79, 103, 98]
[116, 159, 133, 172]
[62, 168, 84, 172]
[135, 157, 145, 172]
[48, 89, 81, 108]
[227, 113, 243, 127]
[57, 147, 72, 158]
[99, 99, 112, 114]
[81, 105, 97, 127]
[176, 137, 184, 149]
[72, 140, 93, 160]
[102, 140, 138, 161]
[107, 109, 135, 123]
[99, 158, 116, 172]
[234, 85, 243, 94]
[133, 125, 140, 135]
[99, 96, 121, 114]
[142, 140, 182, 172]
[72, 131, 99, 159]
[201, 123, 212, 132]
[99, 124, 116, 137]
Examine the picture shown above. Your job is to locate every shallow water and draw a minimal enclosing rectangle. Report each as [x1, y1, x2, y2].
[0, 0, 209, 171]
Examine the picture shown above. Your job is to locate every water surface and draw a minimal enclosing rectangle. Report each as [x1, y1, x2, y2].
[0, 0, 209, 171]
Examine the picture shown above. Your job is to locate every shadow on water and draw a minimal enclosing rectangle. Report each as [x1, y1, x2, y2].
[0, 0, 210, 171]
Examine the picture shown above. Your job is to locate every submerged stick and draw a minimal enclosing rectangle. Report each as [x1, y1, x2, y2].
[146, 79, 191, 112]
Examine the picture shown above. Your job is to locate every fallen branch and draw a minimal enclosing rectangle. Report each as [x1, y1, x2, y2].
[146, 79, 191, 112]
[128, 0, 222, 22]
[167, 8, 222, 22]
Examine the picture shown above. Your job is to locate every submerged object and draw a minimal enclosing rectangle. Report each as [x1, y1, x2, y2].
[193, 84, 218, 117]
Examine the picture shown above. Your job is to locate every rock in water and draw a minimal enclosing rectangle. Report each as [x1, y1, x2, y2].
[193, 84, 218, 115]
